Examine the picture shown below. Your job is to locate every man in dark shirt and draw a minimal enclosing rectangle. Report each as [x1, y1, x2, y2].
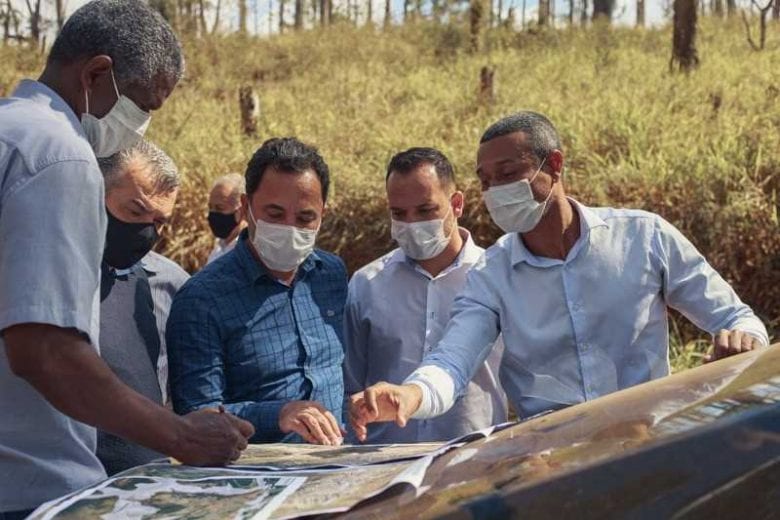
[97, 140, 190, 474]
[168, 137, 347, 446]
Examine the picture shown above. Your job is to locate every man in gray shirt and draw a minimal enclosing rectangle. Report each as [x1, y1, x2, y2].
[0, 1, 252, 516]
[97, 140, 191, 475]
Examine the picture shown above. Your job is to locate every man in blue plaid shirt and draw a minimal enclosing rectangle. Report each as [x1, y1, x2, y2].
[167, 138, 347, 445]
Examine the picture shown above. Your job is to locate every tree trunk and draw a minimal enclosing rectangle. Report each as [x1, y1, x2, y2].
[211, 0, 222, 33]
[592, 0, 614, 21]
[279, 0, 286, 32]
[367, 0, 373, 24]
[581, 0, 589, 24]
[54, 0, 64, 30]
[384, 0, 391, 27]
[637, 0, 645, 26]
[521, 0, 526, 27]
[403, 0, 409, 22]
[726, 0, 736, 17]
[470, 0, 484, 52]
[295, 0, 304, 29]
[538, 0, 549, 25]
[479, 66, 495, 105]
[670, 0, 699, 72]
[24, 0, 42, 44]
[239, 87, 260, 137]
[497, 0, 503, 24]
[238, 0, 248, 33]
[569, 0, 575, 25]
[712, 0, 723, 17]
[772, 0, 779, 20]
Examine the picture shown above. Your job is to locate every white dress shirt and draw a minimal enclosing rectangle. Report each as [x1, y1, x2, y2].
[406, 200, 768, 420]
[344, 229, 507, 443]
[206, 237, 238, 265]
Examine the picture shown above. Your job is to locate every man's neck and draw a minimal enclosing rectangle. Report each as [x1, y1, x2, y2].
[520, 195, 580, 261]
[415, 227, 465, 278]
[38, 68, 79, 116]
[224, 222, 247, 245]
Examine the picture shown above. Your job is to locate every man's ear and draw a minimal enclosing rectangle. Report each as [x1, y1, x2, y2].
[546, 149, 565, 184]
[79, 55, 113, 103]
[451, 191, 465, 218]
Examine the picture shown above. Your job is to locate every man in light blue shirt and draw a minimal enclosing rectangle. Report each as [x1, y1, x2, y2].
[348, 111, 769, 440]
[343, 148, 506, 443]
[0, 1, 251, 516]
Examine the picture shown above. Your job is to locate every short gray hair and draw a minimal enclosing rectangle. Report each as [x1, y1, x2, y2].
[212, 173, 245, 197]
[48, 0, 184, 91]
[480, 111, 562, 163]
[99, 140, 180, 194]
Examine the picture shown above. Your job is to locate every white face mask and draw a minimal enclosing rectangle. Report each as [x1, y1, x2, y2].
[248, 206, 318, 272]
[483, 158, 551, 233]
[391, 206, 453, 260]
[81, 69, 151, 158]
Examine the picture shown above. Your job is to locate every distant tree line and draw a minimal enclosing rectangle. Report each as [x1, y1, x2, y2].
[1, 0, 778, 51]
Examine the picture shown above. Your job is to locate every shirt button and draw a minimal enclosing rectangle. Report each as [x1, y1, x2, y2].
[572, 303, 581, 312]
[580, 342, 588, 350]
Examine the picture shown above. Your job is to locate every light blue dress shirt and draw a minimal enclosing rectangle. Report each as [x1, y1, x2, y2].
[409, 200, 768, 419]
[344, 229, 507, 443]
[0, 80, 107, 511]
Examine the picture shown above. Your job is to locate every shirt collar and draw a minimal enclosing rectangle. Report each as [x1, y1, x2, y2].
[510, 198, 608, 267]
[235, 229, 322, 283]
[106, 253, 158, 277]
[12, 80, 84, 138]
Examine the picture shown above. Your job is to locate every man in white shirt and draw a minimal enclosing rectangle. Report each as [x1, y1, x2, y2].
[348, 111, 769, 441]
[206, 173, 247, 264]
[343, 148, 506, 443]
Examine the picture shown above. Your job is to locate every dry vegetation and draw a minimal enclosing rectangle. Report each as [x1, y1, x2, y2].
[1, 18, 778, 369]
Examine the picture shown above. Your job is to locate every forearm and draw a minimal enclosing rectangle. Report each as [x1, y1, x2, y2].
[4, 324, 185, 456]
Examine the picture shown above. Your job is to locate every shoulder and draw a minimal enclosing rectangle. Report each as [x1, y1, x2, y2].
[172, 252, 240, 305]
[0, 97, 94, 175]
[314, 249, 347, 274]
[144, 251, 190, 289]
[589, 205, 662, 228]
[350, 249, 399, 285]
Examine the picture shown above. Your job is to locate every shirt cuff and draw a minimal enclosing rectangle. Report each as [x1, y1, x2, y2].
[404, 365, 456, 419]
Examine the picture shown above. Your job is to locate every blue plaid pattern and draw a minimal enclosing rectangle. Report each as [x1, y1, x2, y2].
[166, 234, 347, 442]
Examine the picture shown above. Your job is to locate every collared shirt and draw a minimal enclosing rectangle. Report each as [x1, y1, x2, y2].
[106, 252, 189, 403]
[167, 233, 348, 442]
[0, 80, 107, 511]
[206, 237, 238, 265]
[407, 200, 769, 420]
[344, 229, 507, 443]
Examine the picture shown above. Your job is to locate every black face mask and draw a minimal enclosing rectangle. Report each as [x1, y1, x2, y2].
[104, 210, 159, 269]
[208, 210, 239, 239]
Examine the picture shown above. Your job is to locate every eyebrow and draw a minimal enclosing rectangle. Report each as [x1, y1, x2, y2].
[263, 204, 286, 212]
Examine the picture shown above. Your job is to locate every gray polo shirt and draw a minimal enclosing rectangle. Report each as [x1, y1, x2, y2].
[0, 80, 107, 511]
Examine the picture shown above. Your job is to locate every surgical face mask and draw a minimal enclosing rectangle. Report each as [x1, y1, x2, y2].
[248, 206, 318, 272]
[81, 69, 151, 158]
[208, 210, 239, 239]
[483, 158, 552, 233]
[391, 206, 453, 260]
[104, 210, 159, 269]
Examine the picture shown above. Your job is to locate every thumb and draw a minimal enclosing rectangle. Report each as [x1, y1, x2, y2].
[228, 414, 255, 439]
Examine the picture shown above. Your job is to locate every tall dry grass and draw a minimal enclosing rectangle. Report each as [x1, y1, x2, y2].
[1, 18, 778, 370]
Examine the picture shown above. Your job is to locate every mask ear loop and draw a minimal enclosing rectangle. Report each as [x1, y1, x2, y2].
[109, 68, 121, 101]
[84, 89, 90, 115]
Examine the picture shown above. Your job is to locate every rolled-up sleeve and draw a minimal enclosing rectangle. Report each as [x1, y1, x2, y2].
[653, 216, 769, 345]
[0, 159, 105, 342]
